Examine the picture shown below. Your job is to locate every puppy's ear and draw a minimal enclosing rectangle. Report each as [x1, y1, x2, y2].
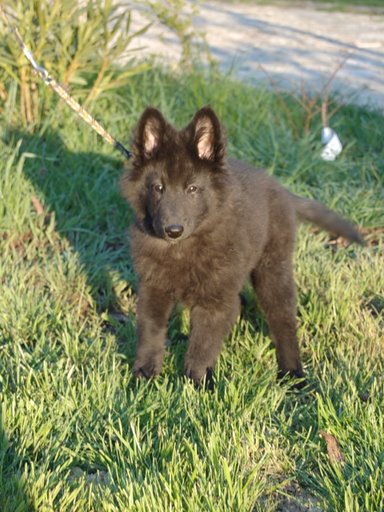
[189, 106, 225, 163]
[134, 107, 166, 160]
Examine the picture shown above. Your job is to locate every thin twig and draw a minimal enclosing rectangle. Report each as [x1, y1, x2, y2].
[316, 53, 353, 128]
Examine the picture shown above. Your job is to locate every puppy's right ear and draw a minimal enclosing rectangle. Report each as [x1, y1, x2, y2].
[133, 107, 166, 161]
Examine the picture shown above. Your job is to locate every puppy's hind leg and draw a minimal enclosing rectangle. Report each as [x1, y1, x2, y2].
[251, 259, 306, 389]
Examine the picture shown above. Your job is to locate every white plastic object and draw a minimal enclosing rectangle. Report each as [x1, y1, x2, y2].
[321, 127, 343, 161]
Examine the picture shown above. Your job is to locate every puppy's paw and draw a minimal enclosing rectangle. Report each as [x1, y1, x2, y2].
[184, 366, 214, 390]
[132, 360, 160, 380]
[277, 368, 308, 391]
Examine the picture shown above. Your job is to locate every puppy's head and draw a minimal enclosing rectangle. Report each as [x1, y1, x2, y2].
[121, 106, 229, 242]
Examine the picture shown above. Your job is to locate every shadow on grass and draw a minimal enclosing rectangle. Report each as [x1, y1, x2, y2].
[0, 420, 34, 512]
[5, 128, 138, 360]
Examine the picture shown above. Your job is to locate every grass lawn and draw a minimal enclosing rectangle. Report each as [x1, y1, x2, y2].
[0, 67, 383, 511]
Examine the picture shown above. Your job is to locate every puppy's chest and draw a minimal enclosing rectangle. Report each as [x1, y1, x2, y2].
[136, 236, 240, 302]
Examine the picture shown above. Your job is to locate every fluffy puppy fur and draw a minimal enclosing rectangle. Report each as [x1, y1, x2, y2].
[121, 106, 363, 388]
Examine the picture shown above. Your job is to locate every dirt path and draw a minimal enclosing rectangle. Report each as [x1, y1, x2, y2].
[131, 2, 384, 111]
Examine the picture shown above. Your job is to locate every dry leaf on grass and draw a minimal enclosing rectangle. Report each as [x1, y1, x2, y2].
[31, 195, 52, 225]
[31, 196, 45, 215]
[319, 431, 345, 464]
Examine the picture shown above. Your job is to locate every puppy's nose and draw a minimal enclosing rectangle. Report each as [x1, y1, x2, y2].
[165, 224, 184, 239]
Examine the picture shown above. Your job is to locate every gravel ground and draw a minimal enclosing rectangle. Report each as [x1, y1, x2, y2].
[131, 1, 384, 111]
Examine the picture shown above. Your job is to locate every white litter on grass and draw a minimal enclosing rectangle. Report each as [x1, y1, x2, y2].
[321, 127, 343, 161]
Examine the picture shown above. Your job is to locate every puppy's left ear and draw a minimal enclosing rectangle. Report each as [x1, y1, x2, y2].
[188, 106, 225, 163]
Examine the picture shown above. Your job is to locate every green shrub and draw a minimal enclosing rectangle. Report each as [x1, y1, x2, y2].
[0, 0, 149, 128]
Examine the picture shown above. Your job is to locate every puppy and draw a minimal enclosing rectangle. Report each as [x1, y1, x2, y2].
[121, 106, 363, 387]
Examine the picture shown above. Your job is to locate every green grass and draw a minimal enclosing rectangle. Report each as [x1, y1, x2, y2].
[0, 66, 383, 511]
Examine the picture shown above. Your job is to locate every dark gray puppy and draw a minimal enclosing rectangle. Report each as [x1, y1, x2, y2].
[121, 106, 363, 388]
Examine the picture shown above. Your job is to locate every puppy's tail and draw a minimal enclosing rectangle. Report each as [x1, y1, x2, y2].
[292, 194, 365, 245]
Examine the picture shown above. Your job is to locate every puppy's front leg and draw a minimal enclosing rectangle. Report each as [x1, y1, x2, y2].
[185, 298, 240, 387]
[133, 284, 174, 379]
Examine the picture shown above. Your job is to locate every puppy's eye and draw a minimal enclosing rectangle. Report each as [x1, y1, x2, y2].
[152, 183, 164, 193]
[187, 185, 198, 194]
